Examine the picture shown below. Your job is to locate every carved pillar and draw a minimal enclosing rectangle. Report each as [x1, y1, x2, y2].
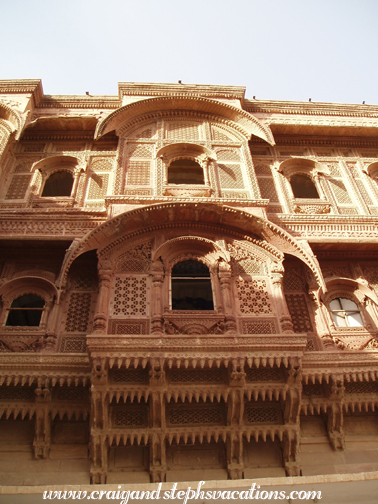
[71, 168, 82, 200]
[282, 365, 302, 476]
[271, 263, 294, 334]
[151, 259, 164, 334]
[33, 386, 51, 459]
[149, 362, 166, 482]
[42, 297, 59, 353]
[89, 358, 109, 484]
[93, 260, 112, 334]
[226, 361, 245, 479]
[218, 260, 237, 333]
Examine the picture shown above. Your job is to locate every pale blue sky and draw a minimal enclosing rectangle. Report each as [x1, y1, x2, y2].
[2, 0, 377, 104]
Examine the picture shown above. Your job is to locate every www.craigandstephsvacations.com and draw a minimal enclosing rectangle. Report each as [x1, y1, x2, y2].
[43, 481, 322, 502]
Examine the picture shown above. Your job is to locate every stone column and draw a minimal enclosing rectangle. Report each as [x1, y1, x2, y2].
[218, 260, 237, 333]
[271, 263, 294, 334]
[93, 259, 112, 334]
[151, 259, 164, 334]
[42, 296, 59, 353]
[71, 168, 82, 200]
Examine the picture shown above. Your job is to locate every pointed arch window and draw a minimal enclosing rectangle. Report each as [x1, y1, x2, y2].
[6, 294, 45, 327]
[168, 159, 204, 185]
[42, 171, 74, 197]
[290, 174, 319, 199]
[171, 260, 214, 310]
[329, 297, 363, 327]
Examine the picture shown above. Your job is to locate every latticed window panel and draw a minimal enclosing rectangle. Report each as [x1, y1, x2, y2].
[65, 293, 92, 332]
[113, 408, 147, 427]
[241, 320, 276, 334]
[111, 369, 147, 383]
[302, 384, 324, 396]
[60, 336, 86, 353]
[245, 405, 280, 424]
[126, 161, 151, 185]
[168, 406, 224, 425]
[236, 279, 272, 315]
[233, 259, 266, 276]
[254, 164, 272, 176]
[56, 387, 87, 401]
[5, 175, 31, 199]
[326, 163, 342, 176]
[72, 274, 96, 290]
[218, 163, 245, 189]
[135, 128, 153, 139]
[0, 387, 35, 401]
[127, 144, 153, 158]
[112, 277, 148, 317]
[344, 382, 378, 394]
[170, 368, 224, 383]
[338, 207, 359, 215]
[90, 158, 114, 171]
[283, 268, 305, 292]
[87, 174, 109, 199]
[216, 149, 240, 162]
[245, 368, 284, 382]
[22, 143, 45, 152]
[285, 294, 313, 333]
[257, 177, 279, 201]
[108, 320, 149, 335]
[328, 179, 353, 204]
[355, 178, 373, 205]
[166, 122, 200, 141]
[14, 163, 33, 173]
[211, 126, 234, 142]
[222, 191, 249, 199]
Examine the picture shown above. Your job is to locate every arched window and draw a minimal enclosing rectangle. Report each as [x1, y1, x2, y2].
[171, 260, 214, 310]
[6, 294, 45, 326]
[290, 174, 319, 198]
[329, 297, 363, 327]
[42, 171, 74, 197]
[168, 159, 204, 185]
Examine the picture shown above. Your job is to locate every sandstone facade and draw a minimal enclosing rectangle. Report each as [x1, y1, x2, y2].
[0, 80, 378, 485]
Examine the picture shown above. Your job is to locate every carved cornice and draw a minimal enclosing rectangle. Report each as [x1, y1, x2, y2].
[118, 82, 246, 101]
[0, 79, 43, 106]
[87, 333, 308, 368]
[106, 196, 269, 208]
[244, 99, 378, 119]
[272, 215, 378, 242]
[0, 354, 90, 386]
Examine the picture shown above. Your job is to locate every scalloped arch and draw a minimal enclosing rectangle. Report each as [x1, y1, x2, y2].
[56, 202, 324, 292]
[94, 96, 275, 145]
[0, 102, 23, 139]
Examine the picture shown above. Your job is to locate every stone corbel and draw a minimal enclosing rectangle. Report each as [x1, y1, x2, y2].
[282, 429, 301, 476]
[226, 432, 244, 480]
[149, 433, 166, 483]
[90, 433, 108, 484]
